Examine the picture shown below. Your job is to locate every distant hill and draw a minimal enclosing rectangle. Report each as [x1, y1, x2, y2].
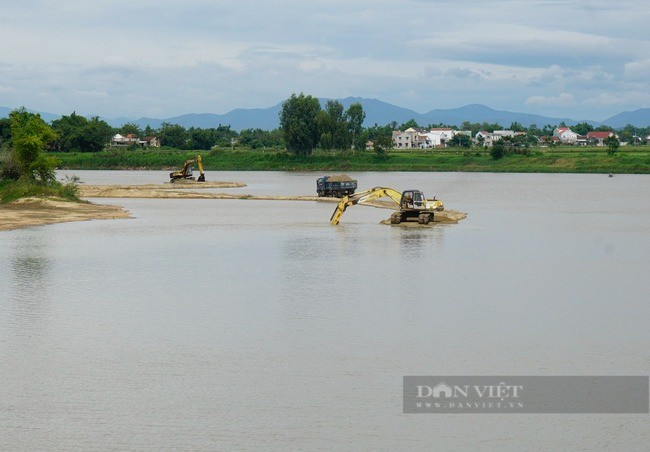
[419, 104, 589, 128]
[117, 99, 596, 131]
[603, 108, 650, 128]
[0, 106, 59, 123]
[117, 99, 603, 130]
[2, 100, 649, 130]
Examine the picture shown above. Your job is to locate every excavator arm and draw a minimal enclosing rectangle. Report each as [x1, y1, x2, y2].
[330, 187, 403, 225]
[196, 155, 205, 181]
[170, 155, 206, 182]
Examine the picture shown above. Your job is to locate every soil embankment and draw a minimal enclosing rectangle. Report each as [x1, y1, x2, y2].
[1, 181, 466, 231]
[0, 198, 131, 231]
[78, 182, 336, 202]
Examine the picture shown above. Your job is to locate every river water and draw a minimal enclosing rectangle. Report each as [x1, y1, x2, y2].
[1, 171, 648, 450]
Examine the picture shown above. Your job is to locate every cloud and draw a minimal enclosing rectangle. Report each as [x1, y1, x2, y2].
[0, 0, 648, 119]
[624, 59, 650, 82]
[525, 93, 577, 107]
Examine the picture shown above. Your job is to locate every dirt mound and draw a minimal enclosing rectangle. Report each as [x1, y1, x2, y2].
[379, 209, 467, 226]
[0, 197, 130, 231]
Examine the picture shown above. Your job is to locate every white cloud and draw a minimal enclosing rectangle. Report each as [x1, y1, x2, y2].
[525, 93, 577, 108]
[0, 0, 648, 119]
[624, 59, 650, 82]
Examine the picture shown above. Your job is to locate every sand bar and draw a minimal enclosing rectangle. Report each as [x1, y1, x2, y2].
[0, 198, 131, 231]
[1, 181, 465, 231]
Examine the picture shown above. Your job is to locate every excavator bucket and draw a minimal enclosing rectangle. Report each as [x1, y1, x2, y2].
[330, 196, 351, 225]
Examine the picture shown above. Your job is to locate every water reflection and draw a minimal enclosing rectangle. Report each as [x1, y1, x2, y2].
[396, 225, 445, 259]
[6, 232, 52, 345]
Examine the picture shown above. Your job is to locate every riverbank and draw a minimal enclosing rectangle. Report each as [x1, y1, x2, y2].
[51, 147, 650, 174]
[0, 197, 131, 231]
[1, 179, 466, 231]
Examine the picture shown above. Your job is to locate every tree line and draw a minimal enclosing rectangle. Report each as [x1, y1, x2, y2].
[1, 97, 649, 158]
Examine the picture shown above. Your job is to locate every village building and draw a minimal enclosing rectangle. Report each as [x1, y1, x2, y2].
[553, 127, 578, 144]
[110, 134, 161, 148]
[587, 131, 616, 146]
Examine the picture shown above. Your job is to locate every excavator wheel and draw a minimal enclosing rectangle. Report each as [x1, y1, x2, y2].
[390, 212, 402, 224]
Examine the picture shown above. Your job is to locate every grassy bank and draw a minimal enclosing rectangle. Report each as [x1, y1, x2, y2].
[0, 177, 80, 203]
[51, 146, 650, 174]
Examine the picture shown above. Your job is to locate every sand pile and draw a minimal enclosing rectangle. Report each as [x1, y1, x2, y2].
[379, 209, 467, 226]
[0, 198, 130, 231]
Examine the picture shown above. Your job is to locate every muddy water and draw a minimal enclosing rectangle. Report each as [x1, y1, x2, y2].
[1, 171, 649, 450]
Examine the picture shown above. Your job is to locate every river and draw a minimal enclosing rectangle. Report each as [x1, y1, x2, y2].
[1, 171, 648, 450]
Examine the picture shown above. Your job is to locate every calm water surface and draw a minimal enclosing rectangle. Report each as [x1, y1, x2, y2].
[1, 171, 649, 450]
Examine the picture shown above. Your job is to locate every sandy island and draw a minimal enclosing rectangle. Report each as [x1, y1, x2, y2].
[0, 198, 131, 231]
[1, 180, 466, 231]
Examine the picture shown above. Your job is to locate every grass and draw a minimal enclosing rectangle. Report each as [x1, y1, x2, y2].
[0, 177, 81, 203]
[49, 146, 650, 174]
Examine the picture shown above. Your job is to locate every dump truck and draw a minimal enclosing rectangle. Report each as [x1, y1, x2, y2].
[316, 174, 357, 197]
[330, 186, 444, 225]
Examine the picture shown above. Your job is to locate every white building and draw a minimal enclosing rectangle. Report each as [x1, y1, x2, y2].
[392, 128, 419, 148]
[553, 127, 578, 144]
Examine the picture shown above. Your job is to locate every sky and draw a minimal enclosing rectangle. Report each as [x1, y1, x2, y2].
[1, 0, 649, 121]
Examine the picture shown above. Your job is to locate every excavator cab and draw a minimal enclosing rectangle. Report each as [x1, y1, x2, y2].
[401, 190, 426, 210]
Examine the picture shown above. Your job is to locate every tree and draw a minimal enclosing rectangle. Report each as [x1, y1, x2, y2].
[82, 117, 114, 152]
[527, 123, 542, 137]
[449, 134, 472, 148]
[0, 117, 13, 145]
[509, 122, 526, 133]
[159, 123, 188, 148]
[52, 112, 87, 152]
[326, 100, 345, 150]
[345, 102, 365, 151]
[279, 93, 321, 155]
[52, 113, 113, 152]
[572, 122, 594, 136]
[238, 128, 283, 150]
[604, 135, 620, 155]
[399, 119, 419, 130]
[119, 122, 143, 137]
[489, 139, 506, 159]
[186, 127, 217, 150]
[8, 108, 57, 182]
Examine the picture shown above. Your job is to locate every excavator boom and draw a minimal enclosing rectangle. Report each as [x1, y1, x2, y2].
[330, 187, 405, 225]
[329, 186, 444, 225]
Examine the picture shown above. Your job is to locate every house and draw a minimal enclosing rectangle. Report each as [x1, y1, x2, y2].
[587, 131, 616, 146]
[424, 128, 455, 148]
[110, 133, 138, 147]
[110, 134, 161, 148]
[139, 136, 161, 147]
[553, 127, 578, 144]
[475, 130, 515, 146]
[391, 127, 457, 149]
[392, 128, 420, 148]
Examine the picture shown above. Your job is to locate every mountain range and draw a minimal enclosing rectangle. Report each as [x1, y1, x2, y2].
[2, 99, 649, 131]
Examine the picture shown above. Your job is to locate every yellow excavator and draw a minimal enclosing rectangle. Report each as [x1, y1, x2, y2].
[170, 155, 206, 182]
[330, 186, 444, 225]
